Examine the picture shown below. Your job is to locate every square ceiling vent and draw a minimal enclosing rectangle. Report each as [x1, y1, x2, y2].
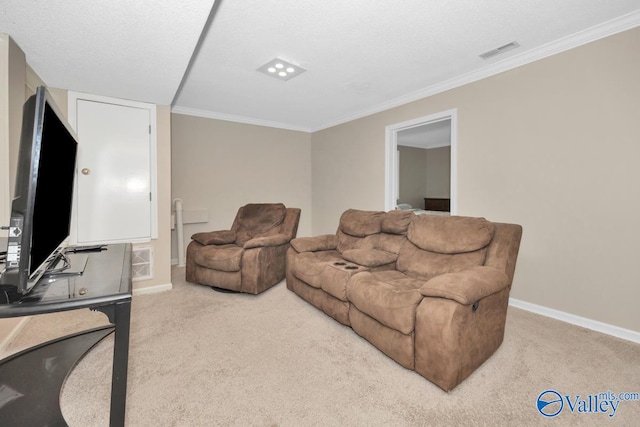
[257, 58, 306, 81]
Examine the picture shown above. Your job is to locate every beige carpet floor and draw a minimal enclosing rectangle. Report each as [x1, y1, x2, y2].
[2, 266, 639, 426]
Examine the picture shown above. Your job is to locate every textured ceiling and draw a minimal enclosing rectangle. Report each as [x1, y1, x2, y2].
[0, 0, 216, 104]
[2, 1, 640, 132]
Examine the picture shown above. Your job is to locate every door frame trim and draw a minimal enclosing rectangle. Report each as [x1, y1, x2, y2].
[384, 109, 457, 212]
[67, 91, 158, 243]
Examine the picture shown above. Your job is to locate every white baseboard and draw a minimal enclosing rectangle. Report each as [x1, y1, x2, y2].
[509, 298, 640, 344]
[170, 258, 186, 267]
[0, 317, 31, 354]
[133, 282, 172, 296]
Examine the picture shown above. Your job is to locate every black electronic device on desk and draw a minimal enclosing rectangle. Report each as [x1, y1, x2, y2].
[0, 86, 77, 302]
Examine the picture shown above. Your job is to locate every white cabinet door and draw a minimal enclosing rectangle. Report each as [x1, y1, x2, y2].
[72, 98, 153, 244]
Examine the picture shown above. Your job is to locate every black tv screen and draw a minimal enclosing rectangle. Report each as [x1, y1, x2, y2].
[31, 102, 77, 274]
[0, 86, 78, 299]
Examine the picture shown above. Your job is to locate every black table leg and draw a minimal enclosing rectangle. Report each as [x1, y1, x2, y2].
[109, 299, 131, 427]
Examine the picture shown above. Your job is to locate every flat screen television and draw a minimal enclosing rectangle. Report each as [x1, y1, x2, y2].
[0, 86, 78, 302]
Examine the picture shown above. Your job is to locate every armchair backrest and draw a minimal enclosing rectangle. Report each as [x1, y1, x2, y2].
[281, 207, 302, 240]
[231, 203, 300, 245]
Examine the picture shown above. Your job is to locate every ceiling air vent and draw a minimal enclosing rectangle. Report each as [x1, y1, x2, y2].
[479, 41, 520, 60]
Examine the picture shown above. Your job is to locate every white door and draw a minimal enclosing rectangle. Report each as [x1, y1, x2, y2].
[75, 99, 151, 244]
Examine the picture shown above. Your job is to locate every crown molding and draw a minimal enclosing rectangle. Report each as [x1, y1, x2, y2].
[311, 10, 640, 132]
[170, 105, 312, 133]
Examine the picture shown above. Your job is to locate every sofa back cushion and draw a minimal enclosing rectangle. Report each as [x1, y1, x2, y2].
[232, 203, 287, 245]
[396, 215, 495, 281]
[339, 209, 384, 237]
[408, 215, 494, 253]
[336, 210, 384, 253]
[381, 210, 414, 235]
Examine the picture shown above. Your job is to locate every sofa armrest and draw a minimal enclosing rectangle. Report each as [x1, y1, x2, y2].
[191, 230, 236, 245]
[244, 233, 291, 249]
[290, 234, 337, 253]
[419, 266, 510, 305]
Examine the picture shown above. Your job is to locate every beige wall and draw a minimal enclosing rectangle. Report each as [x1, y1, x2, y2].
[0, 34, 26, 233]
[311, 27, 640, 332]
[311, 119, 386, 234]
[398, 146, 427, 209]
[425, 146, 450, 199]
[170, 114, 312, 261]
[398, 145, 451, 209]
[0, 34, 27, 347]
[0, 35, 11, 237]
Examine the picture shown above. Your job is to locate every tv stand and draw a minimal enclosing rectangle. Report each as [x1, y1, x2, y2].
[0, 244, 132, 426]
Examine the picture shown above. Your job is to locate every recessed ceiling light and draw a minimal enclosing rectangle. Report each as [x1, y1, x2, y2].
[257, 58, 306, 81]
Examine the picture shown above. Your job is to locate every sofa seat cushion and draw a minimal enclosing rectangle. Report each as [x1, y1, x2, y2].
[321, 262, 369, 301]
[342, 249, 396, 267]
[192, 244, 243, 272]
[291, 250, 343, 289]
[346, 270, 425, 335]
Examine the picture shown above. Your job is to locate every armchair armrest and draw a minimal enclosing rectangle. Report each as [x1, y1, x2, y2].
[289, 234, 337, 253]
[191, 230, 236, 245]
[243, 233, 291, 249]
[419, 266, 510, 305]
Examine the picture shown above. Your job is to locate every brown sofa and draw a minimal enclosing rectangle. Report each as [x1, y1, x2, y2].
[286, 209, 522, 391]
[186, 203, 301, 294]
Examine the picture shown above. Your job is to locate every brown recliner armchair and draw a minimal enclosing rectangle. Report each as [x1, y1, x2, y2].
[186, 203, 301, 294]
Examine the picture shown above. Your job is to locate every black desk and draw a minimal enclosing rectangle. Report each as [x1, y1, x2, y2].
[0, 244, 132, 426]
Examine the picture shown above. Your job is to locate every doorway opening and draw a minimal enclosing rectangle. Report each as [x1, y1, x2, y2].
[384, 109, 457, 212]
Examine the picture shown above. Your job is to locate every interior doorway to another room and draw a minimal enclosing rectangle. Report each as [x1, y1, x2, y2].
[384, 110, 456, 213]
